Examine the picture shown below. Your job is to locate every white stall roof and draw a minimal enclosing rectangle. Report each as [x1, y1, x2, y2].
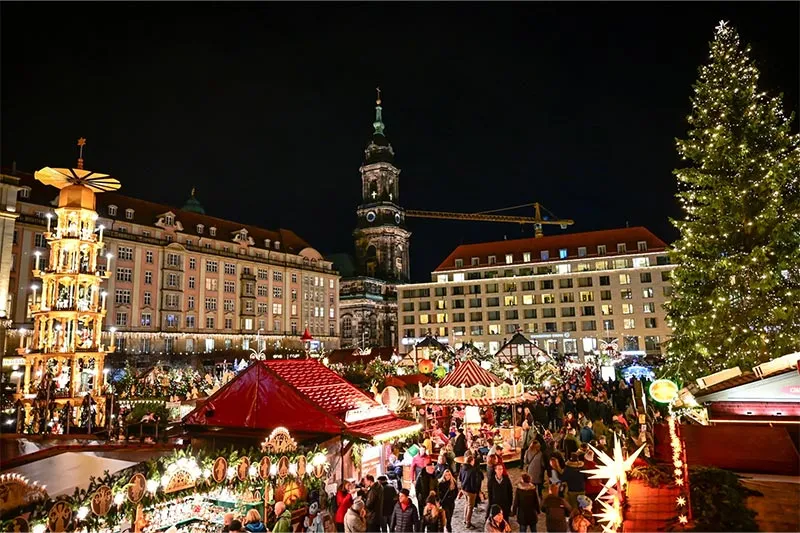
[2, 452, 138, 497]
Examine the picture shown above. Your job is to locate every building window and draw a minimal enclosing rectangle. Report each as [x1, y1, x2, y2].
[188, 296, 195, 309]
[224, 299, 234, 312]
[206, 278, 218, 291]
[540, 250, 550, 260]
[488, 255, 496, 265]
[600, 290, 612, 300]
[116, 268, 132, 282]
[272, 303, 283, 315]
[637, 241, 648, 252]
[622, 304, 634, 315]
[197, 224, 204, 234]
[470, 257, 479, 266]
[643, 302, 656, 313]
[642, 287, 654, 298]
[108, 205, 118, 216]
[291, 273, 298, 283]
[273, 271, 283, 282]
[125, 208, 134, 220]
[578, 247, 587, 258]
[597, 245, 606, 255]
[273, 287, 283, 298]
[455, 259, 464, 268]
[209, 226, 217, 237]
[601, 304, 613, 315]
[224, 263, 236, 275]
[623, 318, 635, 329]
[187, 276, 195, 289]
[19, 187, 30, 198]
[140, 313, 151, 326]
[258, 302, 268, 314]
[189, 257, 196, 269]
[645, 335, 661, 351]
[186, 315, 196, 328]
[166, 294, 179, 307]
[115, 312, 128, 326]
[205, 297, 217, 311]
[144, 291, 152, 306]
[167, 273, 178, 287]
[645, 317, 657, 328]
[166, 253, 179, 267]
[115, 289, 131, 304]
[145, 271, 152, 284]
[620, 289, 633, 300]
[258, 285, 268, 297]
[640, 272, 652, 283]
[206, 260, 218, 273]
[258, 269, 268, 280]
[599, 276, 610, 286]
[206, 316, 215, 329]
[504, 254, 513, 264]
[145, 250, 153, 263]
[224, 318, 233, 329]
[558, 248, 567, 259]
[224, 280, 235, 293]
[603, 319, 614, 331]
[117, 246, 133, 261]
[617, 243, 626, 253]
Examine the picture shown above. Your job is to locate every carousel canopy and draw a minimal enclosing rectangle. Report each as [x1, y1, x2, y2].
[182, 359, 419, 441]
[415, 359, 526, 406]
[494, 331, 548, 365]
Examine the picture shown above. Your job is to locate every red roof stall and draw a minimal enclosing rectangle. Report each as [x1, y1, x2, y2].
[182, 359, 421, 480]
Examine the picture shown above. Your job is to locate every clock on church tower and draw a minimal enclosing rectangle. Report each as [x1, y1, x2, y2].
[354, 90, 411, 282]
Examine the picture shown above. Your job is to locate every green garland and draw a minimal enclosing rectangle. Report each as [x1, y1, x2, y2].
[0, 445, 328, 532]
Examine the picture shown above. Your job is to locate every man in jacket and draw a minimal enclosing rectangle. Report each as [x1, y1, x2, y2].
[390, 488, 419, 532]
[379, 476, 398, 532]
[272, 502, 292, 533]
[579, 421, 595, 444]
[414, 461, 437, 513]
[525, 441, 545, 498]
[364, 474, 384, 532]
[460, 455, 483, 528]
[453, 427, 468, 461]
[345, 500, 366, 533]
[541, 484, 571, 532]
[519, 420, 536, 463]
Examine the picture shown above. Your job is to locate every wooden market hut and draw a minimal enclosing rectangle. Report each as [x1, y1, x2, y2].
[181, 359, 421, 482]
[400, 332, 453, 370]
[494, 330, 549, 366]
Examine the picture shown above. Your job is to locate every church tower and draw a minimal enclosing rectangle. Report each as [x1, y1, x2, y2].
[353, 91, 411, 282]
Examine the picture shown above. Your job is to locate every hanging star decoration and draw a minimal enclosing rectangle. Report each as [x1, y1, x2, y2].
[676, 496, 686, 507]
[715, 19, 728, 32]
[678, 515, 689, 525]
[593, 495, 623, 533]
[583, 435, 646, 498]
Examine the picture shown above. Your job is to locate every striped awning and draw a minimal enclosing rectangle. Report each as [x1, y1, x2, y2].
[439, 359, 504, 388]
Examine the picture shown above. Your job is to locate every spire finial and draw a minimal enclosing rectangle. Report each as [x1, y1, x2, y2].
[76, 137, 87, 169]
[373, 87, 385, 136]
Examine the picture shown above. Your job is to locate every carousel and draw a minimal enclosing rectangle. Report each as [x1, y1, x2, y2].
[412, 359, 530, 465]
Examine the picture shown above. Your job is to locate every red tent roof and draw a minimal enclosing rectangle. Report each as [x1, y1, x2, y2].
[182, 359, 419, 440]
[439, 359, 504, 388]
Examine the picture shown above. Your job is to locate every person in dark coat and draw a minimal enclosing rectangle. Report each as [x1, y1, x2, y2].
[510, 473, 540, 533]
[437, 469, 458, 533]
[380, 475, 398, 532]
[459, 456, 483, 528]
[390, 488, 420, 533]
[484, 464, 513, 522]
[415, 462, 438, 516]
[364, 474, 385, 532]
[542, 484, 571, 533]
[453, 428, 468, 461]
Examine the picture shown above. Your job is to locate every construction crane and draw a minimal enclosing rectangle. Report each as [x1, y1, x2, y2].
[405, 202, 574, 238]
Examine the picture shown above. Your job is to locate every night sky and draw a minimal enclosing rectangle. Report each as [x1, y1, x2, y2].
[2, 2, 798, 282]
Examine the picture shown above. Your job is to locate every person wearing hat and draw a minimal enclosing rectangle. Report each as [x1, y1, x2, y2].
[379, 475, 398, 532]
[415, 461, 438, 515]
[345, 499, 366, 533]
[569, 495, 595, 533]
[560, 453, 586, 509]
[390, 488, 419, 533]
[483, 504, 510, 533]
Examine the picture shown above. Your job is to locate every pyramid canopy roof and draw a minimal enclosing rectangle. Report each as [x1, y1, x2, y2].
[415, 334, 451, 352]
[183, 359, 419, 440]
[495, 331, 548, 364]
[439, 359, 504, 388]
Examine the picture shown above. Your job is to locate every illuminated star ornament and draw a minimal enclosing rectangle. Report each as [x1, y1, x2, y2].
[679, 515, 689, 525]
[583, 435, 646, 498]
[594, 496, 623, 533]
[676, 496, 686, 507]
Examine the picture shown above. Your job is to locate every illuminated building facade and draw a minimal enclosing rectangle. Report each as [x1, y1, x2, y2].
[398, 227, 675, 360]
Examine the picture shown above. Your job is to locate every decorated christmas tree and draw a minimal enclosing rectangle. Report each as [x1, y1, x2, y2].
[665, 21, 800, 380]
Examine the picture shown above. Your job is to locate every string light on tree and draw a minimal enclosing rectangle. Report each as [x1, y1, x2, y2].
[664, 20, 800, 380]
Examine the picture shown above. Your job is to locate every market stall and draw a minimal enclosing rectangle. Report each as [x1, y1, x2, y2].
[412, 359, 528, 465]
[181, 359, 421, 483]
[494, 330, 548, 367]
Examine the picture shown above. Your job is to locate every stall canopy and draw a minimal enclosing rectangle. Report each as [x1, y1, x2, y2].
[415, 359, 526, 406]
[327, 347, 396, 365]
[182, 359, 420, 441]
[401, 333, 452, 368]
[494, 331, 548, 366]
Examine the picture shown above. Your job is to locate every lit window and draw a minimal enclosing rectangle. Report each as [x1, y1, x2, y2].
[197, 224, 204, 234]
[559, 248, 568, 259]
[623, 318, 635, 329]
[541, 250, 549, 260]
[619, 274, 631, 285]
[209, 226, 217, 237]
[488, 255, 496, 265]
[578, 247, 587, 257]
[523, 252, 531, 262]
[505, 254, 513, 264]
[108, 205, 118, 216]
[622, 304, 634, 314]
[125, 208, 134, 220]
